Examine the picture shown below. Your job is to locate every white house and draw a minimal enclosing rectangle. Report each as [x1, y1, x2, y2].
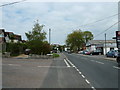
[86, 40, 117, 55]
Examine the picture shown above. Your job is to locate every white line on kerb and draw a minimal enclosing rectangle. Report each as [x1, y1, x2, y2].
[113, 66, 120, 69]
[64, 59, 70, 67]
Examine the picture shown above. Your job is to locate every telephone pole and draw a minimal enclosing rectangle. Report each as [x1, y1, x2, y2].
[49, 28, 51, 45]
[105, 33, 107, 55]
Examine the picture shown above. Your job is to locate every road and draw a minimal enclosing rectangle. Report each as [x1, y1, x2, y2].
[64, 52, 119, 89]
[2, 53, 92, 88]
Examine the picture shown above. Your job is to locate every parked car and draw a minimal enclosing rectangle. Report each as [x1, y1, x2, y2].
[25, 49, 31, 55]
[83, 50, 89, 55]
[90, 50, 102, 55]
[106, 50, 118, 58]
[78, 51, 83, 54]
[85, 51, 91, 55]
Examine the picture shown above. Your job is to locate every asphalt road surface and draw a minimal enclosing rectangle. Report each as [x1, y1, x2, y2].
[2, 53, 92, 88]
[64, 52, 120, 89]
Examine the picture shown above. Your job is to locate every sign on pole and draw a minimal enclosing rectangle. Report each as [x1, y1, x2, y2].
[116, 31, 120, 48]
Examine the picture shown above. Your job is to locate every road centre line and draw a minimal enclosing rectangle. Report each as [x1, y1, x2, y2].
[63, 53, 96, 90]
[113, 66, 120, 69]
[85, 79, 90, 84]
[64, 59, 70, 67]
[91, 60, 104, 64]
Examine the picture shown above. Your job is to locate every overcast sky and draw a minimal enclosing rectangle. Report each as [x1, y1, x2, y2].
[1, 2, 118, 45]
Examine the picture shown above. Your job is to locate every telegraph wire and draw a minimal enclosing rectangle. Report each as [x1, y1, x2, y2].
[94, 21, 120, 39]
[0, 0, 27, 7]
[75, 13, 119, 29]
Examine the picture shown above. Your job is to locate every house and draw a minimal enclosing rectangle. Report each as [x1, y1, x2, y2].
[0, 29, 23, 52]
[86, 40, 117, 55]
[0, 29, 6, 52]
[0, 29, 22, 43]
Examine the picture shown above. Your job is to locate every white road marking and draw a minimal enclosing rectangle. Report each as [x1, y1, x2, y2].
[113, 66, 120, 69]
[91, 60, 104, 64]
[78, 71, 82, 74]
[64, 59, 70, 67]
[76, 69, 79, 71]
[66, 59, 76, 67]
[63, 53, 96, 90]
[81, 75, 85, 78]
[85, 79, 90, 84]
[8, 64, 21, 66]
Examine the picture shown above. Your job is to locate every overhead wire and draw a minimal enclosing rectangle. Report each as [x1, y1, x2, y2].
[0, 0, 27, 7]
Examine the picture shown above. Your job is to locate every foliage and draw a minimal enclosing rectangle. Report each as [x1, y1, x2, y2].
[25, 20, 46, 41]
[66, 30, 93, 51]
[6, 42, 27, 56]
[26, 40, 51, 55]
[25, 20, 51, 55]
[52, 53, 60, 58]
[83, 31, 93, 43]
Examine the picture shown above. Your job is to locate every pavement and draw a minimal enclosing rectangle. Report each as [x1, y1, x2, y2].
[12, 54, 28, 59]
[2, 53, 92, 88]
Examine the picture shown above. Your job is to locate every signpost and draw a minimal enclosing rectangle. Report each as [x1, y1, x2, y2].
[116, 31, 120, 66]
[116, 31, 120, 48]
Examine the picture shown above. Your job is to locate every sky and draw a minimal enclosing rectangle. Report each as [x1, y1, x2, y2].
[1, 1, 118, 45]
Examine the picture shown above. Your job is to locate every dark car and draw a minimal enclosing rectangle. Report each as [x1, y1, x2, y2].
[90, 50, 102, 55]
[25, 49, 31, 55]
[106, 50, 118, 58]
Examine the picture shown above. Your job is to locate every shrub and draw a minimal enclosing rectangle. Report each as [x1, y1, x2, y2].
[26, 40, 51, 55]
[52, 53, 60, 58]
[6, 43, 27, 56]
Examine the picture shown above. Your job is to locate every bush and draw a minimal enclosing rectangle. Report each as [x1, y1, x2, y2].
[6, 43, 27, 56]
[26, 40, 51, 55]
[52, 53, 60, 58]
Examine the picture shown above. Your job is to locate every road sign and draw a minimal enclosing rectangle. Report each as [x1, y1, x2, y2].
[116, 31, 120, 48]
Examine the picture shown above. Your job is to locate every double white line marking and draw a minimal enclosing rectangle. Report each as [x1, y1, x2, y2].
[64, 59, 70, 67]
[64, 58, 76, 68]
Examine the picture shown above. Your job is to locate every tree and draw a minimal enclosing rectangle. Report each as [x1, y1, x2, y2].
[25, 20, 46, 41]
[25, 20, 51, 55]
[83, 31, 93, 44]
[66, 30, 93, 51]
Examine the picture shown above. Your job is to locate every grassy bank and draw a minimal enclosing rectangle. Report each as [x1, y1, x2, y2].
[52, 53, 60, 58]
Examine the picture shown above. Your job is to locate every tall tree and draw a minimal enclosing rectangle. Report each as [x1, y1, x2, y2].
[66, 30, 93, 51]
[66, 30, 84, 51]
[83, 31, 93, 44]
[25, 20, 46, 41]
[25, 20, 50, 55]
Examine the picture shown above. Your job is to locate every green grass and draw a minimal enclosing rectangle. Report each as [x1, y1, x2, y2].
[52, 53, 60, 58]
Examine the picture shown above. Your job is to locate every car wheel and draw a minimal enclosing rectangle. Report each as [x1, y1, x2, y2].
[113, 55, 115, 58]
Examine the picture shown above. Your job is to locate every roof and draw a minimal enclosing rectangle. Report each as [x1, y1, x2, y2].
[87, 40, 116, 45]
[0, 29, 5, 33]
[14, 34, 21, 40]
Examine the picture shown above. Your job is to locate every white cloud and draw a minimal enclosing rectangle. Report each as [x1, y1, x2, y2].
[2, 2, 118, 44]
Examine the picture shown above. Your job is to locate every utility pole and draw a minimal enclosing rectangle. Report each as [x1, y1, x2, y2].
[105, 33, 107, 55]
[49, 28, 51, 45]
